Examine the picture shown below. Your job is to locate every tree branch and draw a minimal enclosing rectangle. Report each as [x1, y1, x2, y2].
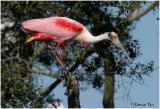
[68, 81, 80, 108]
[32, 71, 63, 80]
[32, 79, 62, 108]
[118, 1, 158, 37]
[102, 46, 115, 108]
[128, 1, 158, 22]
[32, 48, 95, 108]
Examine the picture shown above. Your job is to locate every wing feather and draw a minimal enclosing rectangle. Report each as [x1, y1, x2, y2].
[22, 17, 83, 40]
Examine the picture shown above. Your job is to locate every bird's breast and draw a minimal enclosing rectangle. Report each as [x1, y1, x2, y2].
[75, 28, 93, 43]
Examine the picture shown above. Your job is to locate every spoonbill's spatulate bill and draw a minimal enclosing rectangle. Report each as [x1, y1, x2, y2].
[22, 16, 131, 68]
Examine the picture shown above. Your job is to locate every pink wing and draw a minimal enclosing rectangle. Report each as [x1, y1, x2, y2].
[22, 17, 83, 40]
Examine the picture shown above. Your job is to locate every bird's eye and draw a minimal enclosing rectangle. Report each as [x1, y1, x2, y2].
[108, 32, 113, 40]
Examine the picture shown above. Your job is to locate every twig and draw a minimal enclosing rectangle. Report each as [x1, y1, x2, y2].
[32, 71, 63, 80]
[1, 56, 18, 63]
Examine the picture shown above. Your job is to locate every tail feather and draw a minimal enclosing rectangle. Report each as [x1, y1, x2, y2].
[25, 37, 35, 44]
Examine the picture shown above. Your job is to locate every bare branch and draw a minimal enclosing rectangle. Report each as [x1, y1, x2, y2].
[32, 71, 63, 80]
[128, 1, 158, 22]
[126, 10, 134, 20]
[118, 1, 158, 37]
[32, 79, 62, 108]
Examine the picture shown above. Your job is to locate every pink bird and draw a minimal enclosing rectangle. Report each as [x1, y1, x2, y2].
[22, 16, 131, 68]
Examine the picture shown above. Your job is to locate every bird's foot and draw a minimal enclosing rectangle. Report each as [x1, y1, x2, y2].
[61, 67, 78, 96]
[64, 79, 78, 96]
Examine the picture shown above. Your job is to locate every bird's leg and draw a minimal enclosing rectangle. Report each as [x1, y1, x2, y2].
[59, 46, 64, 60]
[54, 44, 68, 82]
[54, 44, 75, 96]
[54, 44, 65, 69]
[54, 44, 72, 81]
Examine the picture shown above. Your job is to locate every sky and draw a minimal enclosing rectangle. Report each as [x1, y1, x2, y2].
[115, 8, 159, 108]
[33, 5, 159, 108]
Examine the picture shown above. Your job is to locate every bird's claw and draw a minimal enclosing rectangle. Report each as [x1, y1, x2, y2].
[64, 79, 78, 96]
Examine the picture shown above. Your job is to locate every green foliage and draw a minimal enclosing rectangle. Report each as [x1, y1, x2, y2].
[1, 62, 36, 107]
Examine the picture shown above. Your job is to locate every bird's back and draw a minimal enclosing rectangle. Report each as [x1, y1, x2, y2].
[22, 16, 83, 40]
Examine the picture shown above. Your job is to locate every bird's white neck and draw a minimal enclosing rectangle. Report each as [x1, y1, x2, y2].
[75, 28, 110, 43]
[93, 33, 110, 43]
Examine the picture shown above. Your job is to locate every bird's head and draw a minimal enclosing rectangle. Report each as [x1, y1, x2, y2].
[108, 32, 131, 62]
[108, 32, 121, 47]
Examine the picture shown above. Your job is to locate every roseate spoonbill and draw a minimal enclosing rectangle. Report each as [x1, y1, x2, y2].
[22, 16, 131, 68]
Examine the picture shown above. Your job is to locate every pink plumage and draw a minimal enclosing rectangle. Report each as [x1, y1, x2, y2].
[22, 16, 83, 41]
[22, 16, 84, 68]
